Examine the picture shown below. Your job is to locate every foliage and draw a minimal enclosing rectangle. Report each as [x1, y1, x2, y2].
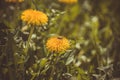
[0, 0, 120, 80]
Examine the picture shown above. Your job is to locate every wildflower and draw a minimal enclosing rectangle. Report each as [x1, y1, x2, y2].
[21, 9, 48, 26]
[5, 0, 24, 3]
[46, 36, 70, 53]
[58, 0, 78, 4]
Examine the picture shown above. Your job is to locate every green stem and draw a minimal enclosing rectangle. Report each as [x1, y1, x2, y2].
[50, 66, 55, 80]
[50, 54, 60, 80]
[24, 26, 34, 55]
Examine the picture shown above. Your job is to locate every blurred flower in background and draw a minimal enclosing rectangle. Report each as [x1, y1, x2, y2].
[21, 9, 48, 26]
[46, 36, 70, 53]
[5, 0, 24, 3]
[58, 0, 78, 4]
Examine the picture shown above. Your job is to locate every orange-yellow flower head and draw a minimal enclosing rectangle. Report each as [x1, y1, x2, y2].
[5, 0, 24, 3]
[21, 9, 48, 26]
[46, 36, 70, 53]
[58, 0, 78, 4]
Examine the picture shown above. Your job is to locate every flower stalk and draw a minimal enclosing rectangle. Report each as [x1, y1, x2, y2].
[50, 53, 60, 80]
[24, 26, 34, 55]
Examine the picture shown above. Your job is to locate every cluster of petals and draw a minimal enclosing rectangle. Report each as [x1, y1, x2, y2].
[46, 36, 70, 53]
[21, 9, 48, 26]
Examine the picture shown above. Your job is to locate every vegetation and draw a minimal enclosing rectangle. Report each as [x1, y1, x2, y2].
[0, 0, 120, 80]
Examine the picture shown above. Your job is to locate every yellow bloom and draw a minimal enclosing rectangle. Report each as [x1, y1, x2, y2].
[46, 36, 70, 53]
[58, 0, 78, 4]
[21, 9, 48, 26]
[5, 0, 24, 3]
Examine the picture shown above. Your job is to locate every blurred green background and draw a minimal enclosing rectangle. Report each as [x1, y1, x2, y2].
[0, 0, 120, 80]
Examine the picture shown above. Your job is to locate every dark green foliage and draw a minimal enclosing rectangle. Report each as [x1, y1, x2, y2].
[0, 0, 120, 80]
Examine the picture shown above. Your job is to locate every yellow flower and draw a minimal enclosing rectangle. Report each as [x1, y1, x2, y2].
[46, 36, 70, 53]
[5, 0, 24, 3]
[58, 0, 78, 4]
[21, 9, 48, 26]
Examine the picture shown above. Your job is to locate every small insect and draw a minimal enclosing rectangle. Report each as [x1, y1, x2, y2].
[57, 36, 63, 39]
